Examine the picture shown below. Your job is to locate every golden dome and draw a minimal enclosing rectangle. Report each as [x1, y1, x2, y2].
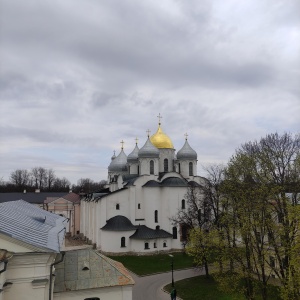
[150, 125, 174, 149]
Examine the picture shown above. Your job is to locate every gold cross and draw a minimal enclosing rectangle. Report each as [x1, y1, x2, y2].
[135, 137, 139, 145]
[146, 129, 151, 137]
[120, 140, 125, 149]
[157, 113, 162, 125]
[184, 133, 188, 140]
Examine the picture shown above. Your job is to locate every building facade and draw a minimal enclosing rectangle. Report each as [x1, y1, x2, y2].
[81, 119, 206, 254]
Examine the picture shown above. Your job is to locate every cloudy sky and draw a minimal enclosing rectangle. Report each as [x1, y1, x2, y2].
[0, 0, 299, 185]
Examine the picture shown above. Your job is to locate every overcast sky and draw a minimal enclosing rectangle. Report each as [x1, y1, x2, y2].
[0, 0, 299, 185]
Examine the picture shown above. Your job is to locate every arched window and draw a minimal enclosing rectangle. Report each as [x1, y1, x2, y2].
[164, 159, 168, 172]
[116, 203, 120, 210]
[154, 210, 158, 223]
[173, 226, 177, 239]
[181, 199, 185, 209]
[138, 203, 141, 209]
[150, 160, 154, 174]
[156, 225, 160, 230]
[163, 241, 167, 247]
[189, 162, 193, 176]
[121, 237, 126, 247]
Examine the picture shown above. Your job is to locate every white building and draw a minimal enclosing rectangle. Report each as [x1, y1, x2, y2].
[81, 118, 206, 254]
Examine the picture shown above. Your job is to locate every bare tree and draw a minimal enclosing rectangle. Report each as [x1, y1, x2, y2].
[10, 169, 30, 190]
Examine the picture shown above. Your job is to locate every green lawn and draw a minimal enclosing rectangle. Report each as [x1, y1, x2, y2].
[108, 252, 194, 275]
[164, 275, 282, 300]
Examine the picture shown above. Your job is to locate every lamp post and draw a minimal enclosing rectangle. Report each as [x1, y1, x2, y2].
[169, 254, 174, 287]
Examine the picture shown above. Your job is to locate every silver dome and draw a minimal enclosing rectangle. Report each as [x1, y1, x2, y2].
[177, 140, 197, 160]
[127, 144, 139, 163]
[108, 149, 128, 172]
[138, 138, 159, 158]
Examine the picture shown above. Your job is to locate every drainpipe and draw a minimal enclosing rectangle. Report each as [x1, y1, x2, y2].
[49, 252, 65, 300]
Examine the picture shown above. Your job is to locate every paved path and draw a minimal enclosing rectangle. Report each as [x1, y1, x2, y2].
[131, 268, 204, 300]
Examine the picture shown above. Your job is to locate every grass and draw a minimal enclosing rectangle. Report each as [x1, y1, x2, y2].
[108, 252, 194, 275]
[164, 275, 282, 300]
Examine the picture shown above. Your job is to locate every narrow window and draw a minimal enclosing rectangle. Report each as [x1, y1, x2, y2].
[128, 166, 131, 174]
[181, 199, 185, 209]
[154, 210, 158, 223]
[150, 160, 154, 174]
[145, 242, 149, 249]
[137, 165, 140, 175]
[181, 224, 188, 241]
[154, 242, 157, 248]
[164, 159, 168, 172]
[163, 242, 167, 248]
[138, 203, 141, 209]
[189, 162, 193, 176]
[178, 163, 181, 173]
[173, 227, 178, 239]
[121, 237, 126, 247]
[156, 225, 160, 230]
[116, 203, 120, 210]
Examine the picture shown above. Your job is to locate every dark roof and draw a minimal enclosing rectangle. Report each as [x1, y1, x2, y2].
[123, 175, 140, 186]
[188, 181, 202, 187]
[143, 180, 161, 187]
[0, 192, 68, 204]
[44, 192, 80, 204]
[161, 177, 188, 187]
[101, 215, 137, 231]
[129, 225, 172, 240]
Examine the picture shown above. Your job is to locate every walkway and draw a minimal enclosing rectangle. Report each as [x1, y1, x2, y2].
[131, 268, 204, 300]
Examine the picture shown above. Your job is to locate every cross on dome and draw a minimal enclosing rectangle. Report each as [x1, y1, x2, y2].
[157, 113, 162, 125]
[120, 140, 125, 150]
[146, 129, 151, 137]
[135, 137, 139, 145]
[184, 133, 188, 141]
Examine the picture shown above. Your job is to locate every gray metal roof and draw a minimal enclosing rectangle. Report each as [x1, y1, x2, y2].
[108, 149, 128, 172]
[54, 248, 134, 292]
[177, 140, 197, 160]
[129, 225, 172, 240]
[127, 144, 139, 162]
[138, 137, 159, 158]
[101, 215, 137, 231]
[0, 200, 66, 252]
[0, 192, 68, 204]
[161, 177, 188, 187]
[143, 180, 161, 187]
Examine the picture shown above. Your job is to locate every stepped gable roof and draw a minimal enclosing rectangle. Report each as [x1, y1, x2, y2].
[101, 215, 137, 231]
[108, 149, 128, 172]
[127, 144, 139, 162]
[161, 177, 189, 187]
[0, 200, 65, 252]
[54, 248, 134, 292]
[138, 137, 159, 158]
[130, 225, 172, 240]
[177, 139, 197, 160]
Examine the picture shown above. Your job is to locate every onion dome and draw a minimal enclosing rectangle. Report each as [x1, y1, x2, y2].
[177, 139, 197, 160]
[111, 151, 116, 161]
[138, 137, 159, 158]
[127, 144, 139, 163]
[150, 125, 174, 149]
[108, 149, 128, 172]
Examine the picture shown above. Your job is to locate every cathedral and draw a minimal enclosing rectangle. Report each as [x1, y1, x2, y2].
[80, 116, 206, 253]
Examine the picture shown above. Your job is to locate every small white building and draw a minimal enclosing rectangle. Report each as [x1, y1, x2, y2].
[81, 118, 206, 254]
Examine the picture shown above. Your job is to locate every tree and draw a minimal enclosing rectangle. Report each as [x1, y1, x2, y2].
[31, 167, 48, 189]
[9, 169, 30, 191]
[46, 168, 56, 191]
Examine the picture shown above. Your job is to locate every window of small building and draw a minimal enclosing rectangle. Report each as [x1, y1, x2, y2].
[116, 203, 120, 210]
[121, 237, 126, 248]
[154, 210, 158, 223]
[150, 160, 154, 175]
[189, 162, 193, 176]
[181, 199, 185, 209]
[172, 227, 177, 239]
[138, 203, 141, 209]
[164, 159, 168, 172]
[156, 225, 160, 230]
[163, 241, 167, 247]
[145, 242, 149, 249]
[154, 242, 157, 248]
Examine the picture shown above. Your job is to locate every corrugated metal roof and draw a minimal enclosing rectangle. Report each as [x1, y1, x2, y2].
[0, 200, 66, 252]
[54, 248, 134, 292]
